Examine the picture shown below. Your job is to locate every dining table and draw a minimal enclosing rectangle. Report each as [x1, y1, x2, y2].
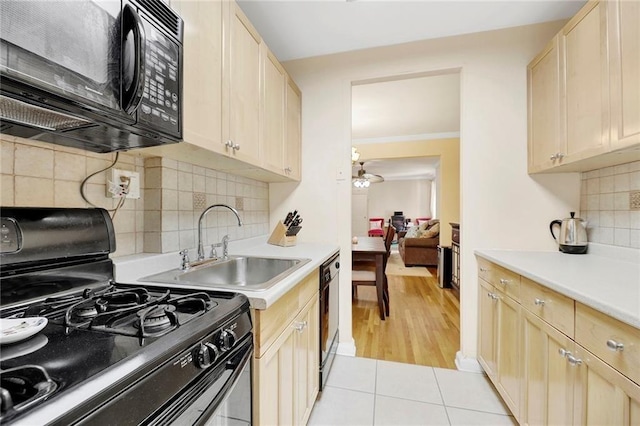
[352, 236, 388, 320]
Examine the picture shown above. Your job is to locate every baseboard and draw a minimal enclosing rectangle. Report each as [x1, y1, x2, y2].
[336, 339, 357, 356]
[455, 351, 484, 373]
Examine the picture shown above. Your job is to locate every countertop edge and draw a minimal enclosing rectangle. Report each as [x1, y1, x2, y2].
[474, 249, 640, 329]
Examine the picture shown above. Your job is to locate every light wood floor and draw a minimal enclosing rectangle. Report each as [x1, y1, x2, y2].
[352, 267, 460, 369]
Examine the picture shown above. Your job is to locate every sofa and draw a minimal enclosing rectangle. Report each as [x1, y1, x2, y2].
[398, 220, 440, 267]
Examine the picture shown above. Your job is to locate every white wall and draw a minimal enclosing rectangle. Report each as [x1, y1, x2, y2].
[367, 179, 432, 222]
[271, 21, 581, 361]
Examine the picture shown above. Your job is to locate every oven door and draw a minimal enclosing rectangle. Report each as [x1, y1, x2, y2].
[166, 338, 253, 426]
[320, 264, 339, 391]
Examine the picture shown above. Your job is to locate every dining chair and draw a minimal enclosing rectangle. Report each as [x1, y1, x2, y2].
[367, 217, 385, 237]
[352, 226, 395, 319]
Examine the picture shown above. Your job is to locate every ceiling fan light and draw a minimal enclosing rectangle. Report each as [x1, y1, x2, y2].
[351, 147, 361, 163]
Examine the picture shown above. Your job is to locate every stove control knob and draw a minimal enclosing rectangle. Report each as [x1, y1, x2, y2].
[194, 342, 220, 368]
[218, 329, 237, 351]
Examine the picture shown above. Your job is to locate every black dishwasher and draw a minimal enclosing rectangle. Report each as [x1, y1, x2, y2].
[319, 251, 340, 391]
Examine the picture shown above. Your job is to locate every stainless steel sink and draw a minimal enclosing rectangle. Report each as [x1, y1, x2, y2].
[140, 255, 311, 291]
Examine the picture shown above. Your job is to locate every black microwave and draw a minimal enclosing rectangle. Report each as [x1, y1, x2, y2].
[0, 0, 183, 153]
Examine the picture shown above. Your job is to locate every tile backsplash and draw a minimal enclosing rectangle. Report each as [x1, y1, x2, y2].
[0, 135, 269, 256]
[580, 160, 640, 248]
[142, 157, 269, 253]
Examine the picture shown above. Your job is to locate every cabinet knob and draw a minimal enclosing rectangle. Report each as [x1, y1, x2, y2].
[606, 340, 624, 352]
[567, 354, 582, 366]
[550, 153, 558, 160]
[558, 348, 571, 358]
[556, 153, 565, 159]
[479, 267, 488, 272]
[233, 143, 240, 151]
[499, 278, 510, 285]
[534, 298, 546, 306]
[225, 140, 234, 148]
[487, 292, 499, 300]
[284, 166, 292, 173]
[294, 320, 307, 332]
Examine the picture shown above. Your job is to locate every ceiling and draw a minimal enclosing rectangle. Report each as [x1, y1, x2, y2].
[237, 0, 586, 62]
[352, 72, 460, 142]
[237, 0, 586, 182]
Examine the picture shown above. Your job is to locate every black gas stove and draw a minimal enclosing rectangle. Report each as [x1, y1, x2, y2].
[0, 208, 253, 425]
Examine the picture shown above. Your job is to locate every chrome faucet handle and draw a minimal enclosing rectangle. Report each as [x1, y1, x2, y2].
[209, 243, 222, 259]
[179, 249, 190, 271]
[222, 235, 230, 259]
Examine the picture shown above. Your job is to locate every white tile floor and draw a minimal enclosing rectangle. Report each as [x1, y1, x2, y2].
[309, 356, 516, 426]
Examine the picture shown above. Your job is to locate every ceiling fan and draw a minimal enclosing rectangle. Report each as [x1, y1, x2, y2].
[352, 161, 384, 188]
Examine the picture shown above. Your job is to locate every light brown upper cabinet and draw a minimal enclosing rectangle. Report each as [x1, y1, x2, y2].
[169, 0, 224, 154]
[262, 47, 286, 175]
[528, 0, 640, 173]
[528, 36, 562, 172]
[223, 1, 262, 166]
[285, 78, 302, 181]
[561, 0, 610, 162]
[608, 0, 640, 150]
[147, 1, 301, 182]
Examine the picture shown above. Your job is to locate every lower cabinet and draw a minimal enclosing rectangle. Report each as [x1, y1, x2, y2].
[253, 271, 319, 425]
[477, 256, 640, 425]
[477, 278, 521, 417]
[572, 343, 640, 425]
[521, 309, 576, 426]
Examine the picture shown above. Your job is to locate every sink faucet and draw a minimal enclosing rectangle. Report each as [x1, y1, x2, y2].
[197, 204, 243, 261]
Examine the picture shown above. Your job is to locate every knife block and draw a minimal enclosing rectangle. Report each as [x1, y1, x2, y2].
[267, 221, 297, 247]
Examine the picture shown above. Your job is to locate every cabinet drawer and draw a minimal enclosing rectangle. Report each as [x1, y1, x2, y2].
[253, 270, 319, 357]
[477, 257, 492, 283]
[521, 277, 575, 338]
[575, 303, 640, 385]
[476, 258, 520, 301]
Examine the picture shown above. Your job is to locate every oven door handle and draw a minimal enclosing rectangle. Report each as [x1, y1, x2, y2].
[195, 340, 253, 426]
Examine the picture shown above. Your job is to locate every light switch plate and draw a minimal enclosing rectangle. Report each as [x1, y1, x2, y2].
[630, 191, 640, 210]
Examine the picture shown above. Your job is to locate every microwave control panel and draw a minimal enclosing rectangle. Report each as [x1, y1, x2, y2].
[138, 15, 181, 138]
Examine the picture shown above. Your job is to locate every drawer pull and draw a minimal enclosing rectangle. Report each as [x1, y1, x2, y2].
[487, 292, 499, 300]
[534, 298, 546, 306]
[558, 348, 571, 358]
[567, 354, 583, 366]
[499, 278, 510, 285]
[294, 321, 308, 332]
[479, 267, 488, 272]
[606, 340, 624, 352]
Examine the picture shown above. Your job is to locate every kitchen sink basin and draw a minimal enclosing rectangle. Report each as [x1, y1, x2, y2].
[140, 255, 311, 291]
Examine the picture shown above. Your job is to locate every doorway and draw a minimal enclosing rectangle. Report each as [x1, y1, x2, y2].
[350, 71, 461, 369]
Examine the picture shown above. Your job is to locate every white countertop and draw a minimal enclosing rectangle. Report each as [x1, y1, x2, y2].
[475, 244, 640, 329]
[113, 236, 340, 310]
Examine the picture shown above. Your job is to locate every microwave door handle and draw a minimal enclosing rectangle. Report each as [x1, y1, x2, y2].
[122, 4, 146, 114]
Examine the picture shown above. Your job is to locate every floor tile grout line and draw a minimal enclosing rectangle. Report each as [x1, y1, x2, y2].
[432, 367, 452, 425]
[324, 383, 376, 395]
[372, 359, 378, 425]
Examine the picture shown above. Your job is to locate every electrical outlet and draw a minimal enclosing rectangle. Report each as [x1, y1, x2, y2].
[106, 169, 140, 199]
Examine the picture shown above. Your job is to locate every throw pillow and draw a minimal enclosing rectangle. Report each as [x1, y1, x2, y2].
[418, 222, 430, 232]
[421, 222, 440, 238]
[405, 226, 420, 238]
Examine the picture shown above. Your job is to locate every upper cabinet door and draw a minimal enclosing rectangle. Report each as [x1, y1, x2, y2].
[528, 36, 562, 173]
[285, 78, 302, 181]
[224, 2, 262, 165]
[609, 0, 640, 150]
[560, 0, 610, 162]
[262, 47, 286, 174]
[171, 0, 224, 154]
